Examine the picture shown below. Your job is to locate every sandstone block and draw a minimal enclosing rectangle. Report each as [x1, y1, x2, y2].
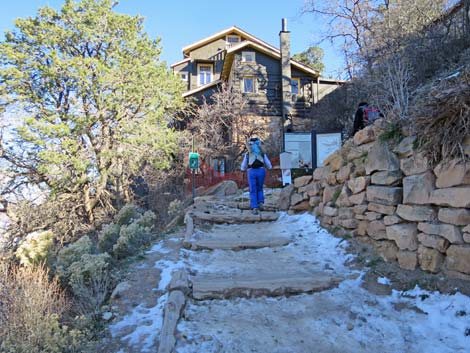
[464, 233, 470, 243]
[366, 186, 403, 206]
[353, 126, 376, 145]
[291, 201, 310, 211]
[349, 191, 366, 205]
[355, 221, 368, 236]
[313, 166, 332, 181]
[386, 224, 418, 251]
[397, 251, 418, 270]
[417, 222, 463, 244]
[418, 246, 444, 273]
[323, 185, 341, 204]
[400, 152, 430, 176]
[368, 202, 396, 215]
[367, 220, 387, 240]
[347, 142, 374, 161]
[403, 172, 435, 205]
[445, 245, 470, 274]
[323, 150, 344, 172]
[434, 159, 470, 188]
[430, 187, 470, 208]
[438, 208, 470, 226]
[396, 204, 436, 222]
[384, 215, 403, 226]
[348, 176, 370, 194]
[371, 170, 403, 186]
[290, 193, 304, 206]
[339, 219, 358, 229]
[353, 204, 368, 215]
[365, 212, 383, 221]
[376, 240, 398, 262]
[294, 175, 313, 188]
[365, 142, 400, 175]
[327, 173, 338, 185]
[299, 181, 321, 195]
[417, 233, 449, 253]
[355, 214, 368, 220]
[338, 208, 355, 220]
[323, 206, 338, 217]
[337, 163, 354, 183]
[278, 184, 294, 211]
[393, 136, 416, 158]
[335, 185, 352, 208]
[309, 196, 322, 207]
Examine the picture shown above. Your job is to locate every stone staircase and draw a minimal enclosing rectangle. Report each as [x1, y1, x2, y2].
[157, 190, 344, 353]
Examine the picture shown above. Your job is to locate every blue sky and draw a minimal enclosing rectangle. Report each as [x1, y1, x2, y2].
[0, 0, 344, 77]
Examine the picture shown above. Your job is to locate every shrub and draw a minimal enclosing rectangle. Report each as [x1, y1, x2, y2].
[15, 230, 54, 268]
[55, 236, 93, 280]
[0, 264, 86, 353]
[97, 223, 120, 253]
[114, 204, 141, 226]
[67, 253, 111, 314]
[167, 199, 183, 219]
[137, 210, 157, 228]
[112, 222, 152, 259]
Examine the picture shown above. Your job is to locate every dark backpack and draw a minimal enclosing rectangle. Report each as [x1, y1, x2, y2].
[364, 106, 381, 122]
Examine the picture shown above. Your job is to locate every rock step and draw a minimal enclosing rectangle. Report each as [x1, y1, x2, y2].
[191, 210, 279, 224]
[187, 232, 292, 250]
[190, 271, 343, 300]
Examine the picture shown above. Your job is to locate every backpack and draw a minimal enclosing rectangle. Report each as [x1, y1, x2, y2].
[247, 152, 265, 169]
[364, 106, 381, 122]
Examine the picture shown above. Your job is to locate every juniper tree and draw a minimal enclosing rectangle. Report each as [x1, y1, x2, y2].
[0, 0, 186, 225]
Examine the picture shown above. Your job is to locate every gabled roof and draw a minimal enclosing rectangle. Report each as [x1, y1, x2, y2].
[182, 79, 222, 98]
[221, 40, 319, 80]
[170, 57, 190, 68]
[182, 26, 279, 57]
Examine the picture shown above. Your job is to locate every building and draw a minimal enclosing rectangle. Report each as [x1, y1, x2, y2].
[172, 20, 345, 170]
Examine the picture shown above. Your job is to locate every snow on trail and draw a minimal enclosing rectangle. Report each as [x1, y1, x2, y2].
[108, 212, 470, 353]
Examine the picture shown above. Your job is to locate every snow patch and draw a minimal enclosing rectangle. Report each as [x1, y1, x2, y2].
[110, 294, 168, 353]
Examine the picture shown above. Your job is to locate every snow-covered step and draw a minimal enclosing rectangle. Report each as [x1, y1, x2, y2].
[190, 209, 279, 224]
[190, 271, 343, 300]
[186, 223, 292, 250]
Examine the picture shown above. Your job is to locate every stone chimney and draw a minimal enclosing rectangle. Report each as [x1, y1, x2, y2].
[279, 18, 292, 150]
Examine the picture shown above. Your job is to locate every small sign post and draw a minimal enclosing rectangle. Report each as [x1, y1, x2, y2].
[189, 152, 199, 199]
[280, 151, 292, 186]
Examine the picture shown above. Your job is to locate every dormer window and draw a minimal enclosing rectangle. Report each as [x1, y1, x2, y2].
[291, 78, 300, 95]
[197, 64, 213, 86]
[226, 35, 241, 48]
[180, 72, 188, 81]
[242, 51, 255, 63]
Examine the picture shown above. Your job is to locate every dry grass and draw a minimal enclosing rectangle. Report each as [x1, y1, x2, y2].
[412, 65, 470, 165]
[0, 263, 84, 352]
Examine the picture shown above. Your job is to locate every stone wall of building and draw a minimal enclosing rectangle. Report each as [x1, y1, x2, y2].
[284, 119, 470, 280]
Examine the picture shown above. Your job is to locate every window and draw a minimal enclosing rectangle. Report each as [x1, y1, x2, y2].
[180, 73, 188, 81]
[197, 64, 212, 86]
[226, 35, 241, 47]
[242, 51, 255, 63]
[291, 78, 300, 95]
[242, 76, 255, 93]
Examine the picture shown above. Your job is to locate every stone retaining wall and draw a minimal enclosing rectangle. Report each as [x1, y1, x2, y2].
[284, 119, 470, 280]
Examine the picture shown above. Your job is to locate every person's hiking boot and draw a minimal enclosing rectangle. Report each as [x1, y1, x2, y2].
[258, 202, 264, 211]
[252, 208, 259, 215]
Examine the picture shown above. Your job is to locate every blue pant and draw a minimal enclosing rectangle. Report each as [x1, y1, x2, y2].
[247, 168, 266, 209]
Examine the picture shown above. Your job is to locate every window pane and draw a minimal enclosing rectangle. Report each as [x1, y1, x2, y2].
[244, 78, 253, 93]
[291, 79, 299, 94]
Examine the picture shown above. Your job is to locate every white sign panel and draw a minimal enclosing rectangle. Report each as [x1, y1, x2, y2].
[284, 133, 312, 169]
[316, 133, 342, 167]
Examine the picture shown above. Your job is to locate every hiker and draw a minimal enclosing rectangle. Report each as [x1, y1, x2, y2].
[241, 137, 272, 215]
[353, 102, 368, 135]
